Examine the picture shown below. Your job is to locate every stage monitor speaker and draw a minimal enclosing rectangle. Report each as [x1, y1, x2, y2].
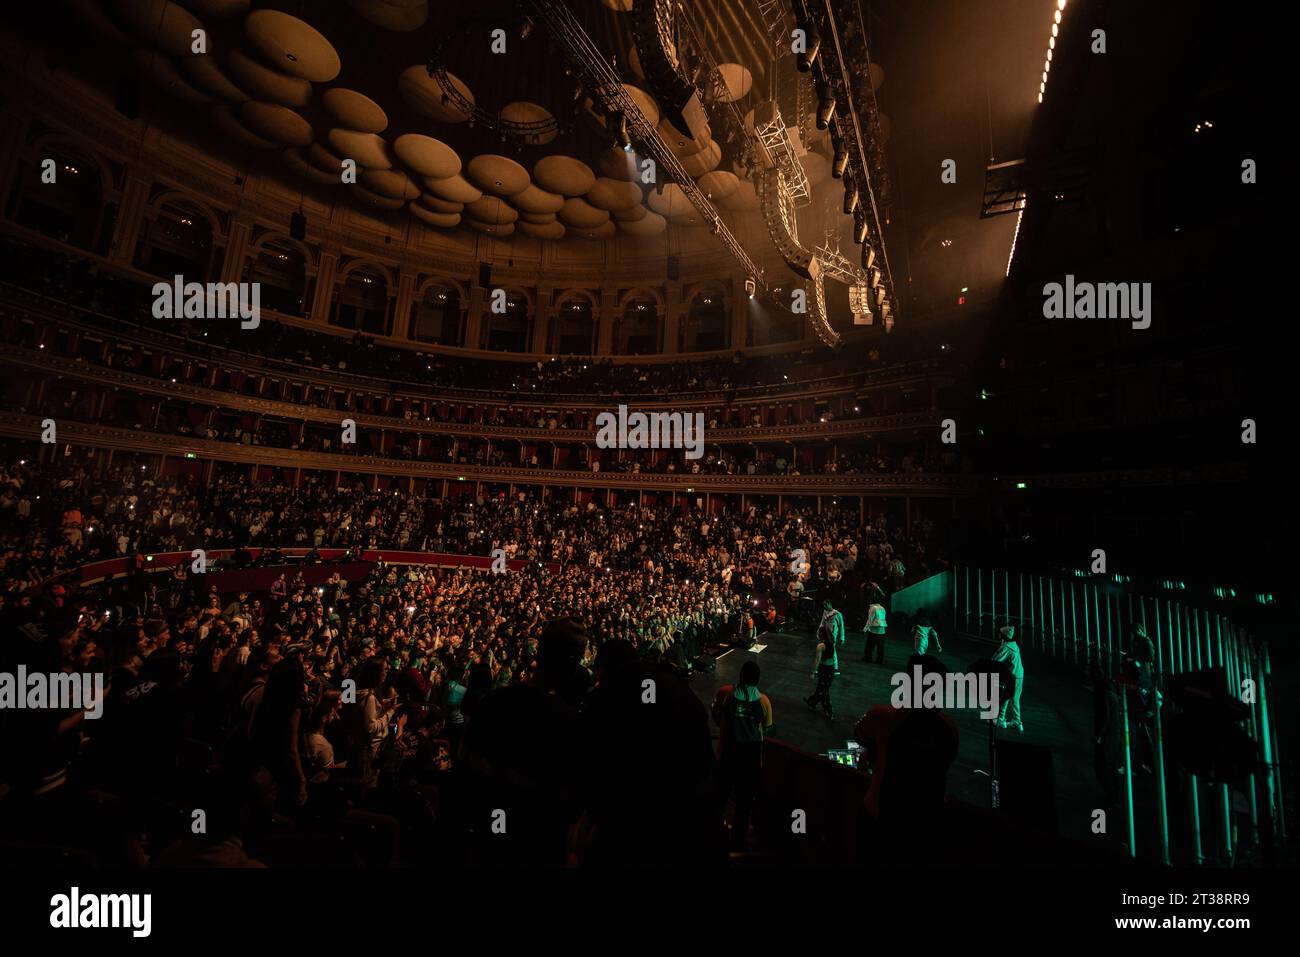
[631, 0, 710, 142]
[115, 73, 141, 120]
[478, 263, 492, 289]
[995, 738, 1057, 836]
[289, 211, 307, 241]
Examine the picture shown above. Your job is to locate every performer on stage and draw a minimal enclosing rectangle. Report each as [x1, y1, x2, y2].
[911, 612, 943, 656]
[805, 600, 845, 720]
[863, 601, 887, 664]
[993, 625, 1024, 732]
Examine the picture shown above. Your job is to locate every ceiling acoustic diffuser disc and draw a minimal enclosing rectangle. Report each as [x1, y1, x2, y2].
[534, 156, 596, 197]
[244, 9, 341, 83]
[324, 88, 389, 134]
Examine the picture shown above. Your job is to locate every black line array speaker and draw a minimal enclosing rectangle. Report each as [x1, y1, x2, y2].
[995, 738, 1058, 836]
[290, 211, 307, 241]
[478, 263, 492, 289]
[631, 0, 710, 142]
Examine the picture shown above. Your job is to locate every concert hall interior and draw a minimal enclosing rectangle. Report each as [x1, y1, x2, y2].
[0, 0, 1287, 883]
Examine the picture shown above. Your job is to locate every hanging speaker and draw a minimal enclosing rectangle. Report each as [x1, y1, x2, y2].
[290, 211, 307, 241]
[478, 263, 492, 288]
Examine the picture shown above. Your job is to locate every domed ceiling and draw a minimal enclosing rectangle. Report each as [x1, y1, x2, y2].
[61, 0, 789, 247]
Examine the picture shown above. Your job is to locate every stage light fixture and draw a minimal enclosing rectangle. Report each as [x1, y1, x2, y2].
[797, 30, 821, 72]
[744, 277, 756, 298]
[612, 112, 631, 149]
[844, 182, 859, 215]
[816, 92, 836, 130]
[832, 148, 849, 178]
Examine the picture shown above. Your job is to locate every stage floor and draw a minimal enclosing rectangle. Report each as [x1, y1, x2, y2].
[691, 624, 1107, 845]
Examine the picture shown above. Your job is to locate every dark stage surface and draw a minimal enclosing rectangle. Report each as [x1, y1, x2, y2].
[692, 623, 1107, 845]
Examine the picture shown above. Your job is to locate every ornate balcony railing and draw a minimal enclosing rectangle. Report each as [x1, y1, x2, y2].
[1, 283, 957, 408]
[1, 347, 946, 445]
[0, 413, 980, 496]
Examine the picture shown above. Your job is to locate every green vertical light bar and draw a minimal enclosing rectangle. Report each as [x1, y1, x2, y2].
[1152, 596, 1171, 866]
[1151, 597, 1161, 677]
[1121, 682, 1137, 858]
[1177, 603, 1186, 671]
[977, 567, 983, 639]
[964, 566, 970, 633]
[1128, 591, 1137, 678]
[1105, 588, 1115, 676]
[1092, 582, 1101, 669]
[1018, 571, 1024, 645]
[1188, 773, 1203, 865]
[1004, 569, 1010, 638]
[1036, 575, 1044, 653]
[991, 568, 998, 638]
[951, 567, 957, 637]
[1234, 624, 1260, 843]
[1048, 577, 1056, 659]
[1209, 611, 1224, 684]
[1070, 580, 1079, 667]
[1191, 604, 1202, 672]
[1213, 613, 1233, 864]
[1175, 603, 1202, 864]
[1082, 581, 1092, 669]
[1255, 641, 1283, 846]
[1029, 574, 1037, 651]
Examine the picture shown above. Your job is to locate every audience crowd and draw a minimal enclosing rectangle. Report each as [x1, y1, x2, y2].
[2, 456, 941, 597]
[1, 452, 948, 867]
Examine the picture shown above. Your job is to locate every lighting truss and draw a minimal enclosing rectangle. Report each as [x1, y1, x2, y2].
[757, 0, 793, 55]
[524, 0, 767, 288]
[812, 239, 870, 287]
[425, 17, 560, 144]
[751, 101, 811, 206]
[427, 65, 560, 143]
